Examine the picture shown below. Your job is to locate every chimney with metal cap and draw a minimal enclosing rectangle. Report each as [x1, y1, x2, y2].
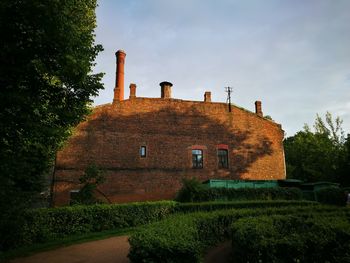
[113, 50, 126, 103]
[159, 81, 172, 99]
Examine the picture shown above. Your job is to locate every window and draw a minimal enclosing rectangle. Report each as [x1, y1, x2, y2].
[218, 149, 228, 168]
[140, 146, 146, 157]
[192, 149, 203, 168]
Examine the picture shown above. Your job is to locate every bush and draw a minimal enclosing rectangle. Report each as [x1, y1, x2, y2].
[315, 187, 347, 206]
[16, 201, 177, 248]
[3, 199, 318, 251]
[176, 184, 302, 202]
[175, 178, 207, 202]
[128, 216, 201, 263]
[176, 200, 317, 213]
[128, 204, 348, 263]
[231, 214, 350, 263]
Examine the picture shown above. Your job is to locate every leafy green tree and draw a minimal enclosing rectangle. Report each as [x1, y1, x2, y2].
[313, 112, 345, 145]
[284, 112, 348, 184]
[0, 0, 103, 250]
[339, 134, 350, 186]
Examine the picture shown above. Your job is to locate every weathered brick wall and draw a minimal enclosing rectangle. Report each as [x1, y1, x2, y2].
[53, 98, 285, 206]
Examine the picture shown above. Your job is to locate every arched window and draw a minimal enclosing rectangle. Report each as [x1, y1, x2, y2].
[218, 149, 228, 168]
[192, 149, 203, 168]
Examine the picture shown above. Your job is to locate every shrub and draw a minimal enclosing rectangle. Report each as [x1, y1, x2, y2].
[176, 185, 302, 202]
[176, 200, 317, 213]
[315, 187, 347, 206]
[128, 216, 201, 263]
[302, 190, 316, 201]
[128, 204, 348, 263]
[175, 178, 207, 202]
[4, 199, 317, 251]
[231, 214, 350, 263]
[17, 201, 177, 248]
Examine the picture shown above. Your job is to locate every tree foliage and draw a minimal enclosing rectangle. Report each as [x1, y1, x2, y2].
[175, 177, 207, 202]
[72, 164, 106, 205]
[313, 112, 345, 145]
[0, 0, 103, 250]
[284, 112, 349, 185]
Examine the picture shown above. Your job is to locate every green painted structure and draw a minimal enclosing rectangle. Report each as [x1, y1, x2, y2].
[203, 179, 278, 189]
[203, 179, 341, 201]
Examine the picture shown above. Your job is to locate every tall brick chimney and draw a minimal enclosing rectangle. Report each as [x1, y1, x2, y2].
[160, 81, 172, 99]
[255, 101, 263, 117]
[113, 50, 126, 103]
[204, 91, 211, 102]
[129, 83, 136, 99]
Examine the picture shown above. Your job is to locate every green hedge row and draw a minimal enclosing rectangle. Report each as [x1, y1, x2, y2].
[128, 205, 349, 262]
[176, 200, 317, 213]
[232, 214, 350, 262]
[176, 186, 303, 202]
[315, 187, 348, 206]
[18, 201, 177, 247]
[8, 200, 316, 250]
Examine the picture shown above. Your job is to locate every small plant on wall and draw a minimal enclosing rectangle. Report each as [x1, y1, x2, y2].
[72, 164, 106, 205]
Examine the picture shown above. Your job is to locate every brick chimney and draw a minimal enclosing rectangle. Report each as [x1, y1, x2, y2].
[129, 83, 136, 99]
[113, 50, 126, 103]
[160, 81, 172, 99]
[255, 101, 263, 116]
[204, 91, 211, 102]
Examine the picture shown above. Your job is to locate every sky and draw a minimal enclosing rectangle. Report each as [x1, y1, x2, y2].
[92, 0, 350, 137]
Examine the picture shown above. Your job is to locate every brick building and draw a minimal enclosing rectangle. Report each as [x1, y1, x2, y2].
[52, 50, 286, 206]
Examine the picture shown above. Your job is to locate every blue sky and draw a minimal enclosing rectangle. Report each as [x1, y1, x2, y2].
[93, 0, 350, 136]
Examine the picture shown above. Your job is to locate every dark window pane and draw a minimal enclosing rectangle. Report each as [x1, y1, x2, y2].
[192, 149, 203, 168]
[218, 149, 228, 168]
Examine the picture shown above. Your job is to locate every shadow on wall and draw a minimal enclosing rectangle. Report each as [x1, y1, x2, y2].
[58, 105, 273, 176]
[54, 104, 274, 203]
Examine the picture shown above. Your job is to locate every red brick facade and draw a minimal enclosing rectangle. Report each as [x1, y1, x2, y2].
[52, 50, 286, 206]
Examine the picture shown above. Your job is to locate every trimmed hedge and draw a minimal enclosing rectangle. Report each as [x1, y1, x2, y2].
[128, 216, 201, 263]
[6, 200, 317, 250]
[128, 204, 349, 262]
[315, 187, 347, 206]
[176, 186, 303, 202]
[17, 201, 177, 248]
[231, 214, 350, 262]
[176, 200, 317, 213]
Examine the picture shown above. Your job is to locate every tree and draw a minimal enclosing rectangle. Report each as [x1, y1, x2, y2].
[72, 164, 107, 205]
[0, 0, 103, 250]
[284, 112, 348, 184]
[313, 112, 345, 145]
[339, 134, 350, 186]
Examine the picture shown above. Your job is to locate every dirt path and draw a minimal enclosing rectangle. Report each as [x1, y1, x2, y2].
[10, 236, 231, 263]
[10, 236, 130, 263]
[204, 241, 232, 263]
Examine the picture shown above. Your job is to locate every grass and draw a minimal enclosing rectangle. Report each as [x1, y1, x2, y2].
[0, 226, 140, 262]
